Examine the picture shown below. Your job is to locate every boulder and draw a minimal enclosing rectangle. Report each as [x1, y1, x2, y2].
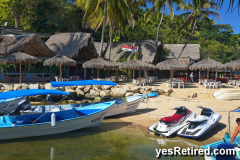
[100, 90, 111, 99]
[134, 93, 140, 96]
[49, 95, 62, 101]
[0, 83, 3, 87]
[167, 89, 173, 93]
[77, 86, 85, 89]
[28, 95, 43, 101]
[76, 88, 85, 99]
[145, 88, 152, 92]
[3, 84, 13, 91]
[29, 83, 39, 89]
[71, 86, 77, 90]
[39, 84, 45, 89]
[44, 83, 52, 89]
[3, 90, 10, 92]
[1, 87, 5, 90]
[102, 85, 113, 90]
[126, 92, 134, 97]
[84, 85, 92, 93]
[191, 93, 197, 98]
[152, 87, 158, 92]
[59, 87, 65, 91]
[157, 88, 165, 95]
[65, 89, 76, 97]
[13, 84, 22, 90]
[115, 85, 120, 88]
[140, 88, 145, 94]
[21, 83, 29, 89]
[127, 86, 140, 93]
[111, 88, 126, 98]
[85, 89, 100, 99]
[93, 97, 102, 103]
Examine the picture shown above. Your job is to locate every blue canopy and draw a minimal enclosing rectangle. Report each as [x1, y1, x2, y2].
[0, 89, 70, 101]
[51, 80, 117, 87]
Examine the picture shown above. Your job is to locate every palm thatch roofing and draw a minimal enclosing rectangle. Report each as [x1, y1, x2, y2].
[0, 34, 54, 57]
[223, 60, 240, 71]
[82, 57, 115, 69]
[189, 57, 224, 70]
[0, 52, 38, 65]
[104, 40, 162, 63]
[43, 54, 76, 66]
[156, 59, 189, 70]
[119, 59, 155, 70]
[45, 33, 108, 60]
[164, 44, 200, 60]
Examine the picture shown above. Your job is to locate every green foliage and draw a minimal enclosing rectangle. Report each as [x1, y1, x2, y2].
[0, 64, 15, 73]
[162, 48, 171, 58]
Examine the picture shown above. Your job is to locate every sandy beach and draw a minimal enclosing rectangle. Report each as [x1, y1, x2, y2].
[115, 79, 240, 141]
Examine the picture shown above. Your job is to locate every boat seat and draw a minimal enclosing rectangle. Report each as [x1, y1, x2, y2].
[189, 115, 209, 123]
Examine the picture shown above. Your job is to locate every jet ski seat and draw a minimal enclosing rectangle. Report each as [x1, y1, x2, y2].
[201, 108, 213, 117]
[189, 115, 209, 123]
[160, 110, 190, 124]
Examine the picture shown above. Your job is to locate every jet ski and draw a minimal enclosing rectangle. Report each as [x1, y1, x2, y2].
[148, 106, 196, 137]
[177, 106, 221, 139]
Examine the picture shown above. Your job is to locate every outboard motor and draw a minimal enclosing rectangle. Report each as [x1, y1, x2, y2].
[11, 99, 31, 115]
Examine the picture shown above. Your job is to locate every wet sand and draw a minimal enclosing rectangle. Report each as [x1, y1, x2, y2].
[116, 80, 240, 141]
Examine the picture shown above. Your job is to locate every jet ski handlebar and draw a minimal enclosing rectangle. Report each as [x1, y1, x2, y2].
[172, 106, 185, 110]
[197, 106, 207, 110]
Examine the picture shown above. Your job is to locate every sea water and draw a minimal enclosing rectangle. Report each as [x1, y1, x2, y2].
[0, 119, 217, 160]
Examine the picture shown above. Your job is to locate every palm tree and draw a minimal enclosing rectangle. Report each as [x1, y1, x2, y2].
[177, 0, 220, 60]
[145, 0, 181, 64]
[217, 0, 240, 11]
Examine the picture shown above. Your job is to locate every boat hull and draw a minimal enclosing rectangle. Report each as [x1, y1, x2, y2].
[105, 94, 145, 117]
[0, 104, 113, 140]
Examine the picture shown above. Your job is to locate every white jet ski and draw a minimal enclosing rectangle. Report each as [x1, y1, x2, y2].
[177, 106, 221, 139]
[148, 106, 196, 137]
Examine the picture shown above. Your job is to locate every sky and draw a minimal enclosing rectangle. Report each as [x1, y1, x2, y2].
[147, 1, 240, 34]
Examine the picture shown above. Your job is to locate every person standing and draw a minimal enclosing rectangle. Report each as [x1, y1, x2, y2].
[189, 72, 194, 83]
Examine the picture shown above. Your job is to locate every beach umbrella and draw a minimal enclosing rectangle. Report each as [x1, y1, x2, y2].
[0, 52, 38, 84]
[119, 59, 154, 79]
[44, 54, 76, 78]
[83, 57, 115, 78]
[189, 57, 224, 82]
[156, 59, 188, 88]
[223, 60, 240, 80]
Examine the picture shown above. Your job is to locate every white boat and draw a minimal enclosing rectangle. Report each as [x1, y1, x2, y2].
[0, 97, 26, 115]
[213, 89, 240, 100]
[0, 89, 116, 140]
[22, 94, 146, 117]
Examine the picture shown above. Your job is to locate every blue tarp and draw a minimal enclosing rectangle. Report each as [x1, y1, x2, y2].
[51, 80, 117, 87]
[0, 89, 70, 101]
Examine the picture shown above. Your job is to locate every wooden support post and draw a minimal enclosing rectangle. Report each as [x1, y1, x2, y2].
[139, 70, 141, 78]
[133, 67, 135, 79]
[207, 69, 209, 82]
[67, 65, 69, 78]
[231, 69, 233, 80]
[60, 64, 62, 78]
[97, 67, 99, 78]
[84, 68, 86, 80]
[19, 62, 22, 84]
[171, 68, 173, 88]
[203, 70, 205, 79]
[108, 69, 109, 78]
[215, 71, 218, 82]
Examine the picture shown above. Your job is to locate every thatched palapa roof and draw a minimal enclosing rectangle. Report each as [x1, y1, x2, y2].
[223, 60, 240, 71]
[0, 52, 38, 65]
[104, 40, 162, 63]
[164, 44, 200, 60]
[189, 57, 224, 70]
[156, 59, 188, 70]
[119, 59, 155, 70]
[82, 57, 116, 69]
[0, 34, 54, 57]
[46, 33, 108, 60]
[43, 54, 76, 66]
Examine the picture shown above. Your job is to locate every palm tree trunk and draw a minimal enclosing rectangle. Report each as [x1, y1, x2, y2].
[177, 19, 197, 60]
[99, 0, 107, 57]
[155, 3, 165, 65]
[109, 21, 113, 60]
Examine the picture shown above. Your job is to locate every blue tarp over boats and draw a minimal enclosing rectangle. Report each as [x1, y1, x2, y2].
[51, 80, 117, 87]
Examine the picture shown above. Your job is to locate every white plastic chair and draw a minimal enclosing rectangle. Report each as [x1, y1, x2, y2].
[132, 79, 139, 86]
[227, 80, 232, 85]
[217, 81, 222, 88]
[55, 76, 59, 82]
[179, 81, 184, 89]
